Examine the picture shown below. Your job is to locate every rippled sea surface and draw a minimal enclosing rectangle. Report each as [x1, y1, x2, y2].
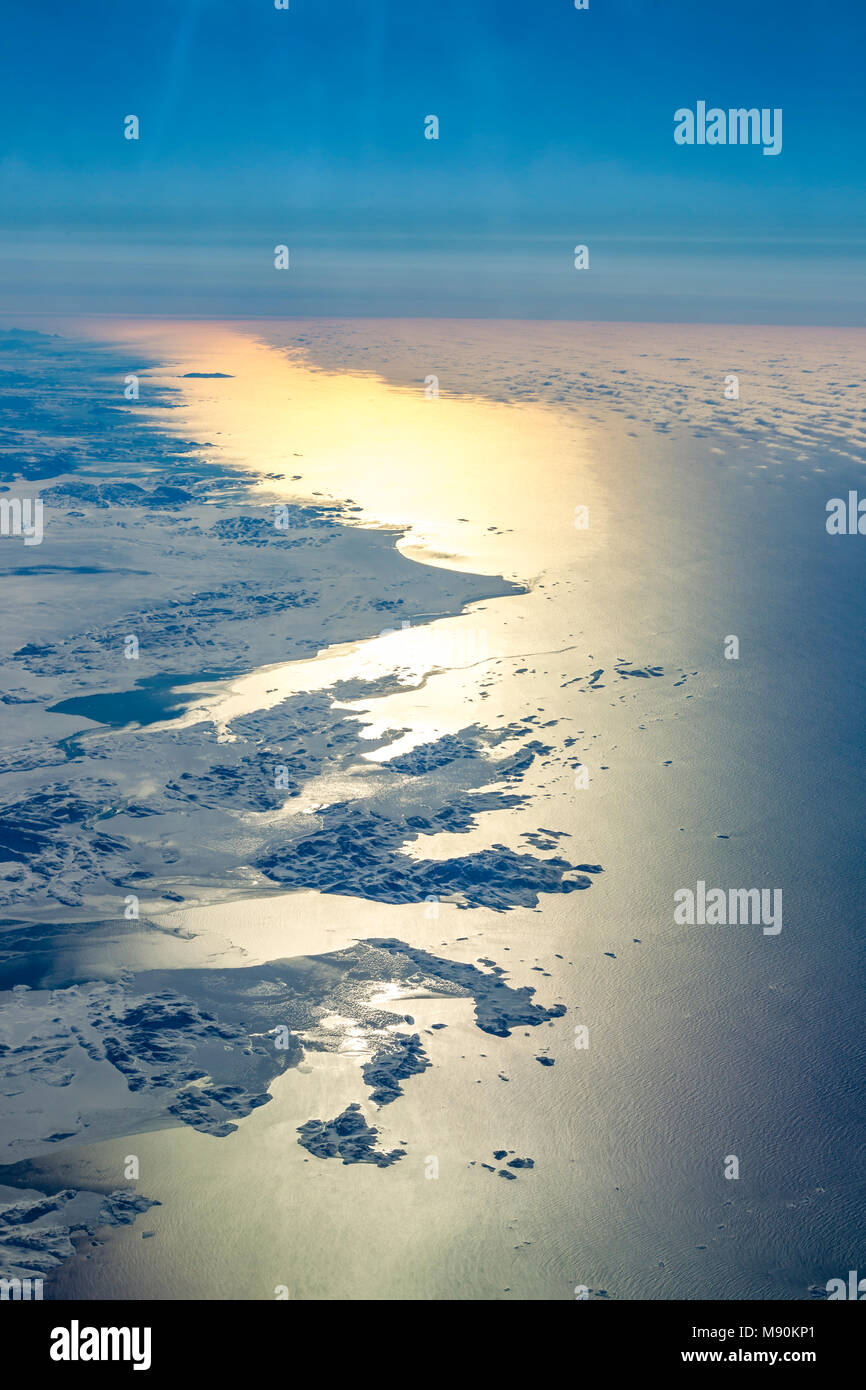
[1, 318, 864, 1299]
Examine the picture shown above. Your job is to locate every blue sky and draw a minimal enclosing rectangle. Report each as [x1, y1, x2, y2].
[1, 0, 864, 320]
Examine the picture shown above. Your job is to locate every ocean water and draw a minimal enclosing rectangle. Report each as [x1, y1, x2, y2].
[48, 673, 233, 730]
[1, 319, 864, 1300]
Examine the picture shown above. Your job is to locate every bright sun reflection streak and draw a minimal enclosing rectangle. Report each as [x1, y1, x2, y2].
[61, 318, 602, 781]
[68, 316, 596, 577]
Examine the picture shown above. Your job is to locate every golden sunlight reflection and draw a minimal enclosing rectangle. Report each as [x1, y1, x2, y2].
[73, 318, 602, 581]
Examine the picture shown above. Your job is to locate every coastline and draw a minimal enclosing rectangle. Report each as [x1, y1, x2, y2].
[2, 318, 864, 1300]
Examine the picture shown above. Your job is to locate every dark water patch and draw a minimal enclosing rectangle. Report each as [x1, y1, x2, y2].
[0, 453, 80, 483]
[47, 672, 229, 730]
[2, 566, 150, 577]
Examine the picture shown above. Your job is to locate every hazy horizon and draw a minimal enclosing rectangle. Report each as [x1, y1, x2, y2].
[2, 0, 864, 322]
